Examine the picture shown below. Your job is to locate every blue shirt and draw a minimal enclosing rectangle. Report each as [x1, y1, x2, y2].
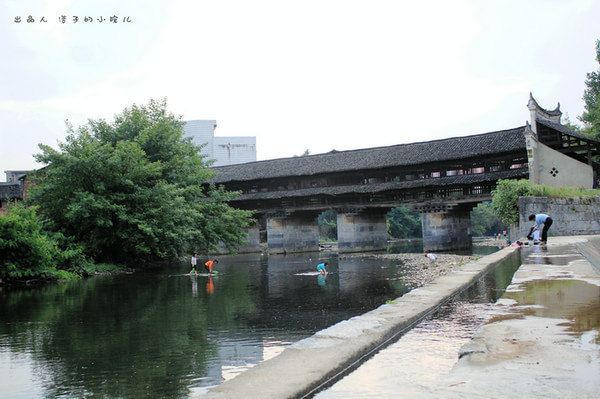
[316, 263, 327, 272]
[535, 214, 549, 227]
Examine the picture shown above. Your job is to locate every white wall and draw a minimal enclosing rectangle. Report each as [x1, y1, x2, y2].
[183, 120, 216, 159]
[525, 130, 593, 188]
[213, 136, 257, 166]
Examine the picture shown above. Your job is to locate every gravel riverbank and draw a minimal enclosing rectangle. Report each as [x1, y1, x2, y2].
[339, 252, 481, 288]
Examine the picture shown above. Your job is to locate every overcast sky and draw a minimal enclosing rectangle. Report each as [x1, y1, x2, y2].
[1, 0, 600, 180]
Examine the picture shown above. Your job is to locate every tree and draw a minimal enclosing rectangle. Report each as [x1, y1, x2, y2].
[294, 149, 310, 157]
[386, 207, 422, 239]
[492, 179, 538, 226]
[562, 114, 582, 133]
[0, 205, 67, 281]
[30, 99, 252, 264]
[470, 201, 505, 237]
[318, 210, 337, 241]
[580, 39, 600, 139]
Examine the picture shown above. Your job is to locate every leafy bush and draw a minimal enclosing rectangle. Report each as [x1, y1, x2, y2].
[492, 179, 600, 225]
[318, 210, 337, 241]
[471, 201, 505, 236]
[387, 207, 422, 239]
[0, 205, 94, 282]
[0, 205, 61, 281]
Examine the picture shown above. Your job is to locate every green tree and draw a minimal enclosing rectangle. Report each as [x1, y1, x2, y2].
[318, 210, 337, 241]
[0, 205, 73, 281]
[562, 114, 582, 133]
[386, 207, 422, 239]
[470, 201, 505, 236]
[581, 39, 600, 139]
[491, 179, 532, 225]
[30, 99, 252, 264]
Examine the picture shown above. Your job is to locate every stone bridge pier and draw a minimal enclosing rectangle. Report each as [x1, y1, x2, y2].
[266, 211, 320, 254]
[420, 205, 473, 252]
[337, 208, 390, 253]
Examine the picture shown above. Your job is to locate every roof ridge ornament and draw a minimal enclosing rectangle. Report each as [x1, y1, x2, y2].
[524, 121, 537, 138]
[527, 93, 562, 134]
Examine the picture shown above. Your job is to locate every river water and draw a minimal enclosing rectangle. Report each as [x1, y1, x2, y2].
[0, 247, 499, 399]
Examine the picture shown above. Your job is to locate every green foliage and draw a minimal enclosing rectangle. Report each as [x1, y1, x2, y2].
[470, 201, 505, 237]
[318, 210, 337, 241]
[562, 114, 582, 133]
[492, 179, 600, 225]
[0, 205, 81, 281]
[386, 206, 422, 239]
[80, 262, 122, 276]
[30, 99, 252, 264]
[580, 39, 600, 139]
[0, 205, 58, 280]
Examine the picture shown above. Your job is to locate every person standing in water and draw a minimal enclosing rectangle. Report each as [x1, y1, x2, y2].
[190, 253, 199, 276]
[204, 258, 219, 275]
[316, 261, 328, 275]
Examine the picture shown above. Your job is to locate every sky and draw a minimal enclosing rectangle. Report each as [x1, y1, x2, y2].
[1, 0, 600, 180]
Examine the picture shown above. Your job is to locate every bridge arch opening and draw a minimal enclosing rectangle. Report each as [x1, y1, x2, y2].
[318, 210, 337, 245]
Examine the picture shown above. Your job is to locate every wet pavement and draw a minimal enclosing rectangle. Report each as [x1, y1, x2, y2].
[316, 236, 600, 399]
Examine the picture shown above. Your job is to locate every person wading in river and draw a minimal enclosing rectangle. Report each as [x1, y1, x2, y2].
[190, 253, 199, 276]
[204, 258, 219, 275]
[316, 261, 328, 275]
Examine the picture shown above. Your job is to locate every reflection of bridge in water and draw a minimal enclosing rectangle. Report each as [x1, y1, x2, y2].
[212, 95, 600, 252]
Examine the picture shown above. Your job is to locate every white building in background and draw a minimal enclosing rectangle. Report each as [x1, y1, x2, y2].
[183, 120, 256, 167]
[4, 170, 31, 183]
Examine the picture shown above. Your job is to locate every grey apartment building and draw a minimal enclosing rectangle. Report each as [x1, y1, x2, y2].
[183, 120, 256, 167]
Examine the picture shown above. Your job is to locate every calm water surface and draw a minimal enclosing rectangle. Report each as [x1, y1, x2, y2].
[0, 247, 499, 399]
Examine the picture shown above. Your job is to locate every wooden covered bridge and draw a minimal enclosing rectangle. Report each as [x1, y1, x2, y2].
[212, 95, 600, 253]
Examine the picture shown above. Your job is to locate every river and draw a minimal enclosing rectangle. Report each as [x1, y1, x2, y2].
[0, 246, 499, 399]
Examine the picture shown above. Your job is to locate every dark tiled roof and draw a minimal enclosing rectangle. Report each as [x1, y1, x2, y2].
[213, 127, 527, 183]
[232, 168, 528, 201]
[537, 119, 600, 144]
[0, 183, 22, 200]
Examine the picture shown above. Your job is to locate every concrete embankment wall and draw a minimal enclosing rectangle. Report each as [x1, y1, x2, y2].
[576, 235, 600, 272]
[518, 196, 600, 237]
[201, 247, 521, 399]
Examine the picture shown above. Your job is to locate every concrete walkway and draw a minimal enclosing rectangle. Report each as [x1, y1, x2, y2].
[317, 236, 600, 399]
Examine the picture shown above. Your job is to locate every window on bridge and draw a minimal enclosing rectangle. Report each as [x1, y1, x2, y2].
[471, 185, 483, 194]
[510, 163, 528, 169]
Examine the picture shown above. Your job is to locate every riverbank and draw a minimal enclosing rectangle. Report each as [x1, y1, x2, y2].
[339, 252, 480, 289]
[0, 262, 131, 287]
